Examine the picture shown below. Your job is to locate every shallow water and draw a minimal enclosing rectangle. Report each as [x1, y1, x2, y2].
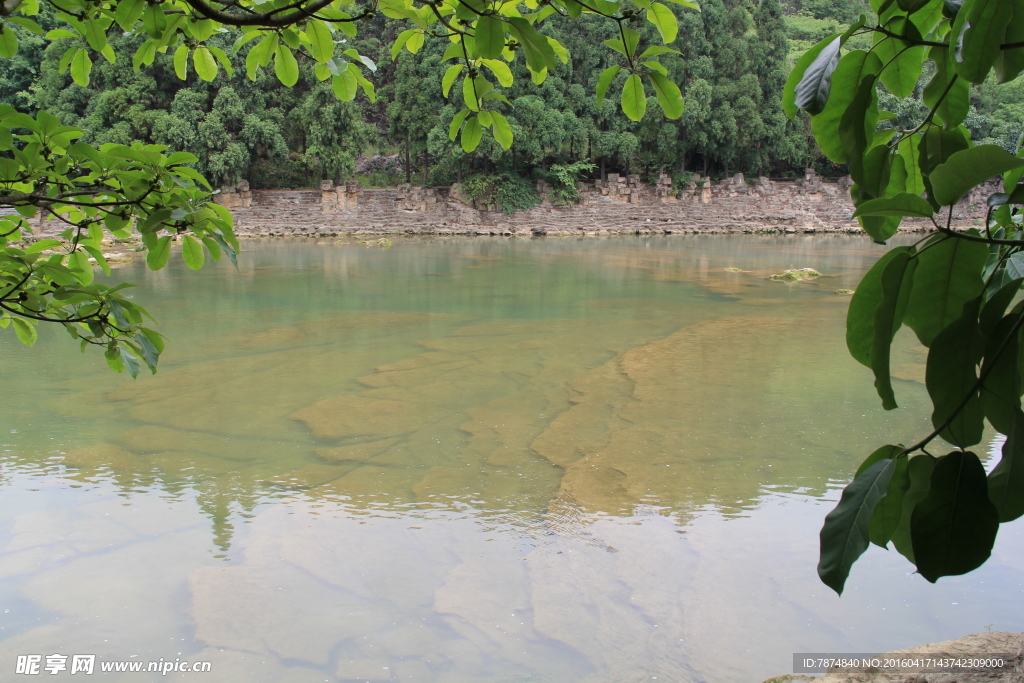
[0, 235, 1021, 683]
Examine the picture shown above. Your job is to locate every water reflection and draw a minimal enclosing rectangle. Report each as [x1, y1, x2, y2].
[0, 236, 1020, 682]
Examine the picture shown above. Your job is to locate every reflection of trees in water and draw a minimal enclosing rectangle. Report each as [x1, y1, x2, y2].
[2, 237, 928, 552]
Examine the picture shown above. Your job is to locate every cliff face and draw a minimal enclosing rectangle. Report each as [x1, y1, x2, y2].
[212, 171, 992, 237]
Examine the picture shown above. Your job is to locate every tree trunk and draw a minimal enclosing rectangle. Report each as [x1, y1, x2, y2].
[422, 150, 428, 185]
[457, 163, 462, 184]
[405, 133, 411, 184]
[600, 156, 606, 181]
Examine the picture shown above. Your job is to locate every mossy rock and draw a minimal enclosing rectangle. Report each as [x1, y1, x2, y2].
[769, 268, 822, 281]
[835, 288, 855, 294]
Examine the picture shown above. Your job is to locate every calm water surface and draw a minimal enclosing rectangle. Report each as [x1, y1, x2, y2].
[0, 236, 1021, 682]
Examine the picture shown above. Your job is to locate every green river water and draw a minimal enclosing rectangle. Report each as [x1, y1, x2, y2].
[0, 235, 1021, 682]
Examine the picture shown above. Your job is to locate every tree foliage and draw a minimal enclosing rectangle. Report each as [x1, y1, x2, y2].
[0, 0, 694, 371]
[789, 0, 1024, 592]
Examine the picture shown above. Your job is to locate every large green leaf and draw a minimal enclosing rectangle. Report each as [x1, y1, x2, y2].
[790, 35, 840, 117]
[507, 18, 557, 74]
[181, 235, 205, 270]
[853, 193, 935, 218]
[892, 454, 937, 562]
[931, 145, 1024, 205]
[872, 249, 918, 410]
[475, 16, 505, 59]
[70, 48, 92, 87]
[898, 135, 926, 196]
[840, 76, 880, 181]
[950, 0, 1013, 83]
[491, 111, 513, 149]
[596, 65, 621, 107]
[989, 408, 1024, 522]
[193, 46, 218, 82]
[979, 314, 1021, 434]
[818, 458, 897, 595]
[994, 2, 1024, 83]
[274, 44, 299, 86]
[873, 19, 925, 97]
[621, 74, 647, 122]
[647, 71, 684, 120]
[925, 298, 986, 447]
[855, 444, 906, 476]
[442, 64, 464, 98]
[460, 115, 482, 152]
[0, 25, 19, 58]
[911, 451, 999, 582]
[923, 46, 970, 128]
[811, 50, 883, 163]
[847, 247, 913, 367]
[304, 21, 334, 63]
[904, 235, 988, 346]
[646, 3, 678, 43]
[147, 236, 173, 270]
[870, 455, 910, 547]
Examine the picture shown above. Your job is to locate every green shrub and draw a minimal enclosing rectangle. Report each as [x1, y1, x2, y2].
[461, 173, 540, 215]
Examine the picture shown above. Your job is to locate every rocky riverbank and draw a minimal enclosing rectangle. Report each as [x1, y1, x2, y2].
[211, 171, 991, 238]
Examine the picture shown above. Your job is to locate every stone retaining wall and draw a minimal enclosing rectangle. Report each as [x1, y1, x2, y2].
[213, 170, 994, 237]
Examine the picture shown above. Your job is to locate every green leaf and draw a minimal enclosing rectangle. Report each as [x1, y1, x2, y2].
[994, 2, 1024, 82]
[892, 454, 937, 563]
[173, 45, 189, 80]
[114, 0, 145, 30]
[950, 0, 1013, 83]
[811, 50, 883, 163]
[911, 451, 999, 582]
[331, 71, 357, 101]
[870, 455, 910, 547]
[305, 20, 334, 62]
[854, 193, 935, 218]
[646, 3, 678, 43]
[11, 317, 37, 346]
[82, 18, 107, 52]
[193, 46, 218, 81]
[979, 314, 1021, 434]
[70, 48, 92, 87]
[596, 65, 622, 107]
[442, 64, 464, 98]
[989, 408, 1024, 522]
[851, 248, 917, 370]
[491, 111, 513, 149]
[134, 331, 160, 371]
[69, 250, 94, 285]
[507, 17, 557, 73]
[461, 115, 482, 152]
[274, 44, 299, 86]
[119, 345, 141, 378]
[621, 74, 646, 122]
[481, 59, 513, 87]
[898, 135, 926, 196]
[475, 15, 505, 59]
[923, 46, 970, 128]
[856, 444, 906, 477]
[872, 19, 925, 97]
[390, 29, 416, 60]
[931, 145, 1024, 205]
[181, 235, 205, 270]
[638, 45, 681, 58]
[789, 35, 840, 117]
[925, 298, 986, 448]
[0, 25, 19, 58]
[818, 458, 897, 594]
[647, 71, 684, 119]
[147, 235, 173, 270]
[449, 108, 471, 141]
[840, 76, 880, 184]
[904, 235, 989, 346]
[871, 249, 918, 410]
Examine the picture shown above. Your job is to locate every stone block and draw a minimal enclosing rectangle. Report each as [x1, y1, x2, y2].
[319, 179, 334, 191]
